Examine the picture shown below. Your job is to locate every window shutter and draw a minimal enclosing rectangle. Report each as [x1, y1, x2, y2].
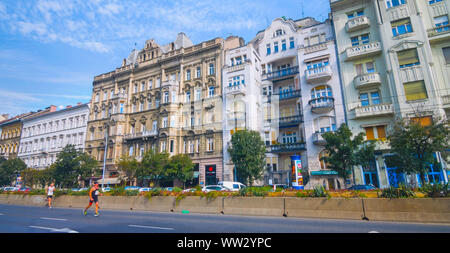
[403, 81, 428, 101]
[365, 127, 375, 140]
[397, 49, 419, 66]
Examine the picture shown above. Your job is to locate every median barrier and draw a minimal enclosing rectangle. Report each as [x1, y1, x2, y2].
[1, 194, 449, 224]
[285, 198, 365, 220]
[362, 198, 450, 223]
[173, 196, 222, 214]
[223, 197, 285, 216]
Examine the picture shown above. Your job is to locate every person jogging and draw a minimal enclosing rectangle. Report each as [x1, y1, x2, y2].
[46, 183, 55, 208]
[83, 183, 102, 216]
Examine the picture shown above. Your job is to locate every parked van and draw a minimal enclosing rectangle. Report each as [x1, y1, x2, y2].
[217, 181, 246, 191]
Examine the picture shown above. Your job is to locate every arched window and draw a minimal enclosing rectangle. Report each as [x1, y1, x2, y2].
[319, 150, 330, 170]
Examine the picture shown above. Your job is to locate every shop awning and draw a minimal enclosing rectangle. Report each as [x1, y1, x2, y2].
[310, 170, 338, 176]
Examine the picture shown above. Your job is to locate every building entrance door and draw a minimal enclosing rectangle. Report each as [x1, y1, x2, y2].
[327, 178, 335, 190]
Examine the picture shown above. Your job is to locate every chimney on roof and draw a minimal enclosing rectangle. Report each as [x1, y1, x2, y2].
[45, 105, 57, 112]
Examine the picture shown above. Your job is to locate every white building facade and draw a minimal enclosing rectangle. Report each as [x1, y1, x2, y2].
[222, 37, 264, 182]
[330, 0, 450, 188]
[298, 19, 347, 189]
[18, 103, 90, 170]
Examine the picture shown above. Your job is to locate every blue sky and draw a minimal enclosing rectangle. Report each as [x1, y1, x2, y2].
[0, 0, 330, 116]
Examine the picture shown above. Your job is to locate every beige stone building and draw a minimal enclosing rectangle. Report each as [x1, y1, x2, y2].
[86, 33, 238, 186]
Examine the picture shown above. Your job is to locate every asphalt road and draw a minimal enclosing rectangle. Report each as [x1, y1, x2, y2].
[1, 203, 449, 233]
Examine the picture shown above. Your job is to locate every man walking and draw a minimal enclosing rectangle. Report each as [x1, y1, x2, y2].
[46, 183, 55, 208]
[83, 183, 102, 216]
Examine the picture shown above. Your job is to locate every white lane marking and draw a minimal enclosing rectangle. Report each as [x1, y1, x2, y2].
[29, 226, 78, 233]
[368, 231, 380, 233]
[128, 224, 174, 230]
[40, 217, 67, 221]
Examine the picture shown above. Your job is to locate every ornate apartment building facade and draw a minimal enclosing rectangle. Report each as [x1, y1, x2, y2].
[298, 19, 347, 189]
[0, 107, 56, 160]
[86, 33, 237, 186]
[222, 36, 264, 182]
[330, 0, 450, 188]
[18, 103, 89, 170]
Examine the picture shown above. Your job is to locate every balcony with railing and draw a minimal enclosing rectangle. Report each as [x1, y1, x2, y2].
[353, 73, 381, 90]
[345, 41, 382, 61]
[225, 84, 247, 95]
[354, 103, 394, 119]
[278, 114, 303, 127]
[346, 16, 370, 33]
[263, 66, 299, 81]
[309, 97, 335, 114]
[161, 80, 179, 87]
[312, 132, 328, 146]
[269, 142, 306, 153]
[227, 111, 246, 123]
[274, 89, 302, 101]
[305, 65, 332, 84]
[109, 113, 126, 123]
[111, 93, 127, 100]
[124, 130, 158, 141]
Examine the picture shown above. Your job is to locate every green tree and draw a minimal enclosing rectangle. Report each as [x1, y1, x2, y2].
[117, 154, 139, 186]
[0, 157, 27, 186]
[51, 145, 98, 188]
[139, 149, 170, 186]
[228, 129, 266, 186]
[384, 118, 449, 185]
[321, 123, 376, 187]
[168, 154, 194, 188]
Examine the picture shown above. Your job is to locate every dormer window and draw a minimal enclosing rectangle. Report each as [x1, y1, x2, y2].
[275, 29, 284, 37]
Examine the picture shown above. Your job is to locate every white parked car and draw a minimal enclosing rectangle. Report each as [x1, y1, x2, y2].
[217, 181, 246, 191]
[138, 187, 152, 192]
[3, 186, 19, 192]
[202, 185, 228, 193]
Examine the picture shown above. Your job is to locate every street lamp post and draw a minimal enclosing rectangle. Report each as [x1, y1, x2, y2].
[101, 123, 109, 189]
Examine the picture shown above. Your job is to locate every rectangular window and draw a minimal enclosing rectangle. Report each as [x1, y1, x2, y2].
[387, 0, 406, 8]
[376, 126, 386, 140]
[186, 70, 191, 80]
[371, 91, 381, 105]
[170, 140, 174, 153]
[209, 63, 215, 75]
[281, 39, 287, 51]
[148, 80, 153, 89]
[289, 37, 295, 49]
[434, 15, 449, 33]
[365, 127, 375, 140]
[360, 93, 369, 106]
[397, 48, 420, 68]
[196, 66, 201, 78]
[207, 138, 214, 151]
[274, 42, 279, 53]
[404, 81, 428, 101]
[411, 116, 432, 126]
[391, 18, 413, 37]
[443, 47, 450, 65]
[429, 0, 442, 4]
[208, 86, 215, 98]
[266, 44, 271, 55]
[351, 34, 369, 47]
